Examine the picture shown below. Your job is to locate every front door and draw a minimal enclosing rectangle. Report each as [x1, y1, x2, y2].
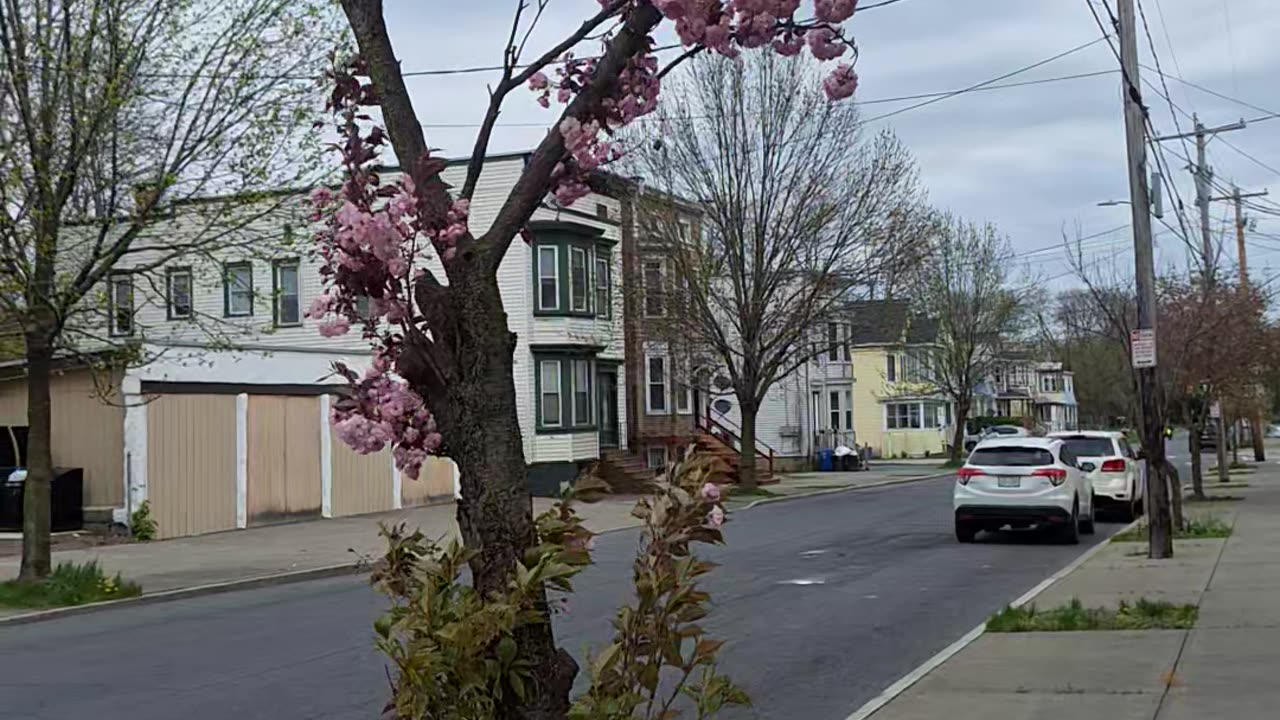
[598, 368, 620, 448]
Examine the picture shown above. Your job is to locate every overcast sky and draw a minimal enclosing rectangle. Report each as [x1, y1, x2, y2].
[381, 0, 1280, 290]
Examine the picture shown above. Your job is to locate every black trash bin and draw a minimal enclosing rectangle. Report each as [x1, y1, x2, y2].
[0, 467, 84, 532]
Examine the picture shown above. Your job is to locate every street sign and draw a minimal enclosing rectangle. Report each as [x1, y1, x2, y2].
[1130, 329, 1156, 368]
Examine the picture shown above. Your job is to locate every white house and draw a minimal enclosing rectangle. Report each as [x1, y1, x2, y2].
[0, 152, 629, 538]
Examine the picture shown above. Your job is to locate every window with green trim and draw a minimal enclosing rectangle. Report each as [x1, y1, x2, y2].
[570, 247, 588, 312]
[535, 353, 597, 432]
[595, 252, 610, 319]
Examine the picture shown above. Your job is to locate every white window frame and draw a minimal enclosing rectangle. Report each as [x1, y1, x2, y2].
[675, 375, 691, 414]
[886, 354, 897, 382]
[885, 402, 924, 430]
[594, 253, 611, 319]
[225, 262, 254, 317]
[537, 245, 560, 311]
[646, 354, 668, 414]
[844, 389, 853, 430]
[570, 246, 589, 312]
[647, 446, 667, 470]
[166, 267, 193, 320]
[273, 259, 302, 327]
[572, 358, 592, 426]
[643, 260, 665, 318]
[109, 274, 134, 337]
[540, 359, 562, 427]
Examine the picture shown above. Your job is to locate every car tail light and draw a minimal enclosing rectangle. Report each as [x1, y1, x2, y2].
[957, 467, 984, 485]
[1032, 467, 1068, 486]
[1101, 458, 1126, 473]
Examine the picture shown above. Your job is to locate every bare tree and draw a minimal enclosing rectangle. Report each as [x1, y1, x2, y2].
[913, 217, 1025, 465]
[630, 52, 928, 488]
[0, 0, 343, 580]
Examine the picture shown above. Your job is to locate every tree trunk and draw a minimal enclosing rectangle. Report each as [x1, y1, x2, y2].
[405, 261, 574, 719]
[737, 401, 759, 491]
[20, 336, 54, 581]
[1165, 460, 1184, 531]
[1252, 411, 1266, 462]
[950, 399, 970, 465]
[1215, 412, 1230, 483]
[1189, 419, 1205, 500]
[1231, 418, 1240, 464]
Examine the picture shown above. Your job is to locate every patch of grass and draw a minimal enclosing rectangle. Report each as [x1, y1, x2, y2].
[987, 598, 1198, 632]
[729, 486, 780, 498]
[938, 458, 964, 469]
[1209, 465, 1255, 475]
[1111, 515, 1233, 542]
[1213, 481, 1251, 489]
[0, 561, 141, 609]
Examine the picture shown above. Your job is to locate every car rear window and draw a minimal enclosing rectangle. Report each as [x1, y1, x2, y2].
[969, 447, 1054, 467]
[1058, 437, 1114, 457]
[990, 427, 1020, 435]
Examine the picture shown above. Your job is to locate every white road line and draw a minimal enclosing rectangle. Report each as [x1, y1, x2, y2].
[841, 521, 1140, 720]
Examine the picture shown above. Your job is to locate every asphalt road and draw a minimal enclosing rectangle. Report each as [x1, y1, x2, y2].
[0, 477, 1125, 720]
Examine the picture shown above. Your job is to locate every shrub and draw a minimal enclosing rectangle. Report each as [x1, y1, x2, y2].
[371, 448, 747, 719]
[130, 500, 157, 541]
[1111, 514, 1232, 542]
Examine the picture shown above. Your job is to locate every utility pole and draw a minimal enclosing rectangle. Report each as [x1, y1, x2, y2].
[1211, 185, 1270, 461]
[1117, 0, 1172, 559]
[1155, 117, 1246, 486]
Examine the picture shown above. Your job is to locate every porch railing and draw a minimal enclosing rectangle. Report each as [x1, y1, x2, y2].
[695, 407, 776, 477]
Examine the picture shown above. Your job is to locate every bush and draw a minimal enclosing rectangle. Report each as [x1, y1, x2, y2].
[372, 448, 747, 719]
[130, 500, 158, 541]
[0, 561, 142, 609]
[987, 598, 1198, 632]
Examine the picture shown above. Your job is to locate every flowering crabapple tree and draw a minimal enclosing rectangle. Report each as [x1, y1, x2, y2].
[319, 1, 872, 716]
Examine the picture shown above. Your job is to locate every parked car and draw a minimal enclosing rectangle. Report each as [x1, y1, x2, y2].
[1200, 424, 1233, 451]
[963, 424, 1030, 452]
[953, 437, 1096, 544]
[1049, 430, 1145, 522]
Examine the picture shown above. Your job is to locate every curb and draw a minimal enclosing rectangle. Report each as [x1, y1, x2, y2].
[738, 471, 954, 511]
[0, 562, 364, 627]
[842, 514, 1144, 720]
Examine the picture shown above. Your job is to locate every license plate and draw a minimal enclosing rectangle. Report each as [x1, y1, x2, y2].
[997, 476, 1021, 488]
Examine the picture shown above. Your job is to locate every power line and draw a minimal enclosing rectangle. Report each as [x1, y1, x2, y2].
[856, 35, 1113, 125]
[421, 67, 1119, 129]
[1139, 62, 1280, 120]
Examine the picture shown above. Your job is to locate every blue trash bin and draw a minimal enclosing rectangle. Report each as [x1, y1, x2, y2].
[816, 448, 834, 472]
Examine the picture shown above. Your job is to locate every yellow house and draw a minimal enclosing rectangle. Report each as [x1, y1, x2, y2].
[848, 301, 953, 459]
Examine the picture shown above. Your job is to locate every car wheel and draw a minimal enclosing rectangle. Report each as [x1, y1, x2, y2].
[955, 519, 977, 543]
[1060, 500, 1080, 545]
[1080, 495, 1096, 535]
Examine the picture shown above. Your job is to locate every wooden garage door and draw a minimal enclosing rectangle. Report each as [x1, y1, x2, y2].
[400, 457, 456, 507]
[147, 394, 237, 539]
[247, 395, 322, 525]
[330, 428, 394, 517]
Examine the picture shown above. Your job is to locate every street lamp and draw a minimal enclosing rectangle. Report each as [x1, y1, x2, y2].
[1097, 199, 1130, 207]
[1098, 171, 1164, 217]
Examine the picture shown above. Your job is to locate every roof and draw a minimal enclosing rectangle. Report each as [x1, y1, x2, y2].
[847, 300, 937, 345]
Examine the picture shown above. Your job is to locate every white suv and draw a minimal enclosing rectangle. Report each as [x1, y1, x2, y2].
[1049, 431, 1145, 522]
[954, 437, 1096, 544]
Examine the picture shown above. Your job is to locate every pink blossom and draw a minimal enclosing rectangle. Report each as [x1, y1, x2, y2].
[701, 482, 722, 503]
[772, 32, 805, 56]
[806, 26, 846, 61]
[822, 63, 859, 100]
[309, 186, 334, 209]
[528, 71, 549, 90]
[537, 94, 550, 108]
[318, 317, 351, 337]
[306, 293, 333, 319]
[814, 0, 858, 24]
[707, 505, 725, 528]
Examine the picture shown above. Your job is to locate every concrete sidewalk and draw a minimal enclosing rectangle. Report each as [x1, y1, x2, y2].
[0, 496, 642, 614]
[726, 462, 952, 509]
[868, 467, 1279, 720]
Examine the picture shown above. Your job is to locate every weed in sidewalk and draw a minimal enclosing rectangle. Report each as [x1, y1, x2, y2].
[986, 598, 1198, 632]
[1111, 515, 1233, 542]
[0, 561, 141, 609]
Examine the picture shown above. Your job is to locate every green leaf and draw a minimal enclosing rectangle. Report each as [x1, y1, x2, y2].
[496, 636, 517, 666]
[508, 671, 527, 702]
[590, 642, 622, 678]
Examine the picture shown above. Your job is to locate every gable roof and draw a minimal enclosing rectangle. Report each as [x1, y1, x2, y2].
[847, 300, 937, 346]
